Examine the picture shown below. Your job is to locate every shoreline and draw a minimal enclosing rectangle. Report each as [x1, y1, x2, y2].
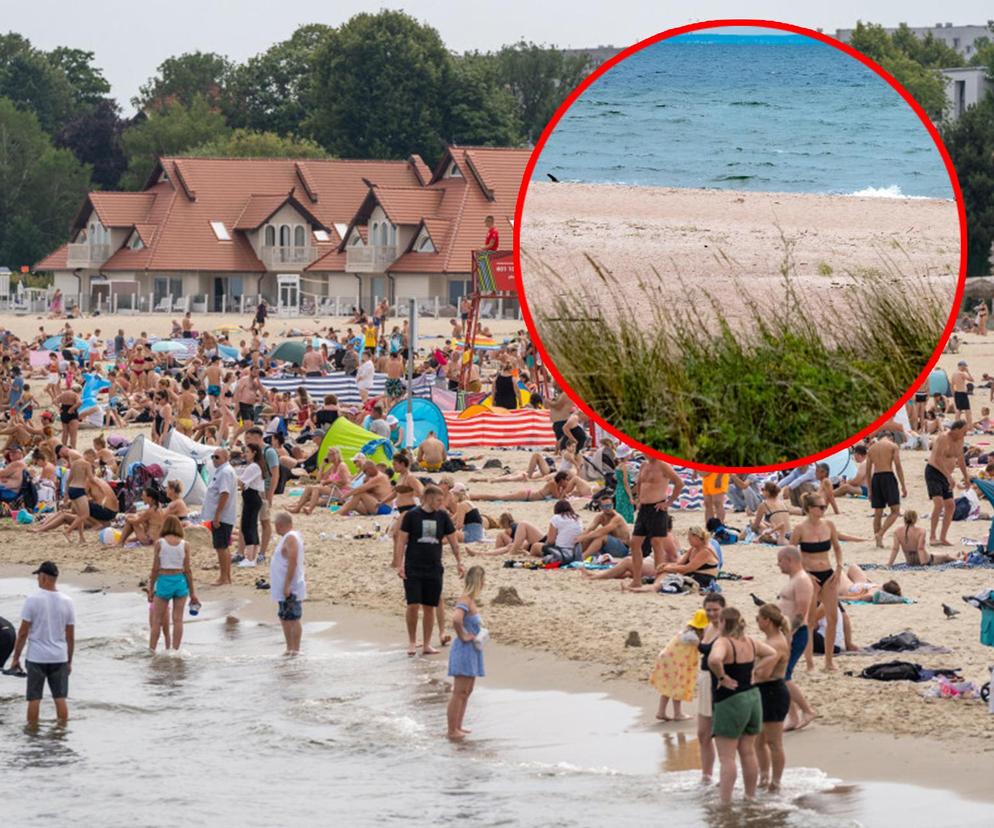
[8, 564, 993, 808]
[528, 180, 952, 202]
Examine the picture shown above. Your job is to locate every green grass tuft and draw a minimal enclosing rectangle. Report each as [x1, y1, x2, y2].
[528, 255, 949, 466]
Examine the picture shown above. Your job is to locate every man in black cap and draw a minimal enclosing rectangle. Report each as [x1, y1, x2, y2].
[9, 561, 76, 723]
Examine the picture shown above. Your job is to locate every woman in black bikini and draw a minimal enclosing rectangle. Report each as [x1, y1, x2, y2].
[695, 593, 725, 785]
[791, 491, 843, 671]
[626, 526, 720, 592]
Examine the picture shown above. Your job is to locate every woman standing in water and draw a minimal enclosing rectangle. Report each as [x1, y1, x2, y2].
[695, 593, 725, 784]
[753, 604, 791, 793]
[447, 566, 487, 740]
[148, 516, 198, 652]
[707, 606, 779, 805]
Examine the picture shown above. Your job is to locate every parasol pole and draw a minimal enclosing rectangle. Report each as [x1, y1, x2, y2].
[405, 298, 416, 449]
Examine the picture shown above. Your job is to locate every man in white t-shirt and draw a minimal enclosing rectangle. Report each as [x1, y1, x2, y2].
[9, 561, 76, 724]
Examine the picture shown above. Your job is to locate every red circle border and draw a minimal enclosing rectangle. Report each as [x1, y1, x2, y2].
[512, 18, 968, 474]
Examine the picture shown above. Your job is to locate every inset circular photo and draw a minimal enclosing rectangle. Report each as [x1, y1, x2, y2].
[515, 21, 965, 469]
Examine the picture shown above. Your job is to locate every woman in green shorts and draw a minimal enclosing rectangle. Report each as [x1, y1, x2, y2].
[707, 606, 779, 805]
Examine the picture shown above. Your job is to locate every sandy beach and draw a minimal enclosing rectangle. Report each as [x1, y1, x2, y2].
[518, 181, 961, 327]
[1, 310, 992, 778]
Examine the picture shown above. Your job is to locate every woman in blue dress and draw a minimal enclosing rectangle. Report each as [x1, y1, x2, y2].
[447, 565, 486, 740]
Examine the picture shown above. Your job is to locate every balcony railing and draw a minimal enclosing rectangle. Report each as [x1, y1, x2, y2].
[345, 244, 397, 273]
[261, 244, 316, 270]
[66, 242, 110, 267]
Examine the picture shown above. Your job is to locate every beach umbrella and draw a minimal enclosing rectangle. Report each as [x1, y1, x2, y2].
[270, 340, 307, 365]
[43, 335, 89, 353]
[151, 340, 187, 353]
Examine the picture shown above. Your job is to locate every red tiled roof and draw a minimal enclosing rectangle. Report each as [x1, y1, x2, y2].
[233, 194, 291, 230]
[35, 243, 69, 271]
[36, 149, 526, 276]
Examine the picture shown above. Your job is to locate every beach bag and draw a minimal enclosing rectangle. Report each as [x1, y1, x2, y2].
[953, 496, 971, 521]
[19, 471, 38, 512]
[870, 632, 921, 652]
[542, 543, 582, 565]
[859, 661, 924, 681]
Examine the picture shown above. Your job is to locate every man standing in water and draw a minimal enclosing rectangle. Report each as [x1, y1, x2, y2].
[271, 513, 306, 656]
[864, 435, 907, 548]
[393, 485, 464, 656]
[925, 420, 971, 546]
[776, 546, 817, 732]
[627, 458, 683, 587]
[9, 561, 75, 724]
[202, 448, 238, 585]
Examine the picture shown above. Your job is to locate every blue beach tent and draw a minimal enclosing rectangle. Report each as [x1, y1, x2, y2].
[388, 398, 449, 449]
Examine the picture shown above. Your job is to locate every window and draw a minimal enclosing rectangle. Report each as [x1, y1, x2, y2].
[378, 223, 388, 246]
[350, 234, 363, 247]
[446, 162, 462, 178]
[210, 220, 231, 241]
[333, 222, 348, 239]
[279, 225, 291, 246]
[153, 277, 184, 304]
[294, 225, 306, 248]
[130, 234, 144, 250]
[416, 234, 435, 253]
[264, 225, 276, 246]
[313, 229, 330, 242]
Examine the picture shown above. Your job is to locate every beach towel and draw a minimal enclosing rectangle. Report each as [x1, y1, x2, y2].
[858, 560, 994, 572]
[841, 596, 916, 605]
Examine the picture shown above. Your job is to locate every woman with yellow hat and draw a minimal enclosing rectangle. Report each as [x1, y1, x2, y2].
[648, 608, 710, 720]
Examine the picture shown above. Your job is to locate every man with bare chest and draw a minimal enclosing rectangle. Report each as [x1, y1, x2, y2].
[627, 458, 683, 585]
[777, 545, 816, 730]
[864, 436, 906, 548]
[924, 420, 970, 545]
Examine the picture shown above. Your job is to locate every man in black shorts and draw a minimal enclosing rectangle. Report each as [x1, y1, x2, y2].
[627, 458, 683, 587]
[925, 421, 970, 546]
[864, 436, 906, 548]
[951, 360, 974, 429]
[393, 485, 464, 657]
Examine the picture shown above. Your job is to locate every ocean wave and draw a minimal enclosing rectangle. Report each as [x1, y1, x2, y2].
[729, 100, 772, 107]
[847, 185, 930, 199]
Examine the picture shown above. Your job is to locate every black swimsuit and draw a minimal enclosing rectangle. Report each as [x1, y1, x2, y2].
[799, 538, 834, 585]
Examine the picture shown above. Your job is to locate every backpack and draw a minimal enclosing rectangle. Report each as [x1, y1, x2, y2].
[859, 661, 924, 681]
[19, 470, 38, 512]
[870, 631, 921, 652]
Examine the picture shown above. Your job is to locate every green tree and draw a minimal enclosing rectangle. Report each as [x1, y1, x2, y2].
[942, 93, 994, 275]
[494, 42, 592, 141]
[120, 96, 230, 188]
[306, 10, 452, 161]
[847, 22, 949, 117]
[0, 98, 91, 270]
[225, 24, 333, 136]
[891, 25, 963, 68]
[134, 51, 233, 111]
[46, 47, 111, 107]
[186, 128, 329, 158]
[444, 53, 523, 146]
[55, 97, 127, 189]
[0, 33, 74, 133]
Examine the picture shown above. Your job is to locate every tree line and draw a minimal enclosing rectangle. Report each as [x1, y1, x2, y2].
[3, 14, 994, 276]
[0, 10, 591, 270]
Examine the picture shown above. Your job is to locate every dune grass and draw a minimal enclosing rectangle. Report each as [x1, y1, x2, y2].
[528, 253, 950, 466]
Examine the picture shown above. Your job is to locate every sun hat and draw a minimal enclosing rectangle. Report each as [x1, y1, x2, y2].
[687, 609, 709, 629]
[616, 444, 633, 459]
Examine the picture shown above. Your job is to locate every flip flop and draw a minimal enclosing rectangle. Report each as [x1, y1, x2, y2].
[254, 578, 270, 590]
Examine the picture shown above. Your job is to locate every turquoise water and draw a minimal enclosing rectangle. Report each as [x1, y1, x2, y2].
[2, 578, 992, 827]
[536, 31, 952, 199]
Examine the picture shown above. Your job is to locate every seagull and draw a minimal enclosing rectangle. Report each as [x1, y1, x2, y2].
[546, 173, 560, 182]
[750, 593, 766, 607]
[942, 603, 960, 619]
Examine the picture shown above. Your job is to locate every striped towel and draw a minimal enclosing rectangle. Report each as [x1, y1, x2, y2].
[443, 409, 556, 448]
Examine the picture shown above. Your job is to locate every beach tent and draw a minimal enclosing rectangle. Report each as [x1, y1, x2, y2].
[317, 417, 393, 474]
[43, 335, 89, 354]
[928, 368, 951, 397]
[163, 428, 215, 463]
[119, 434, 207, 505]
[387, 398, 448, 449]
[824, 447, 855, 480]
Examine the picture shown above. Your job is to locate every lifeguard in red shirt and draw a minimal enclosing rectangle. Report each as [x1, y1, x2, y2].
[483, 215, 499, 251]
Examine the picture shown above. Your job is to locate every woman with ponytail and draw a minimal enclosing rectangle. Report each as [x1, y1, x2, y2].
[753, 603, 791, 792]
[707, 606, 779, 804]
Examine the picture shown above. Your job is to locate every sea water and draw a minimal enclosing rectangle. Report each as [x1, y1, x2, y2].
[1, 578, 991, 827]
[537, 32, 953, 199]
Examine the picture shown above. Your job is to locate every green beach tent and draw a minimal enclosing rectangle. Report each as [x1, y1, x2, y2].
[317, 417, 392, 473]
[270, 340, 307, 365]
